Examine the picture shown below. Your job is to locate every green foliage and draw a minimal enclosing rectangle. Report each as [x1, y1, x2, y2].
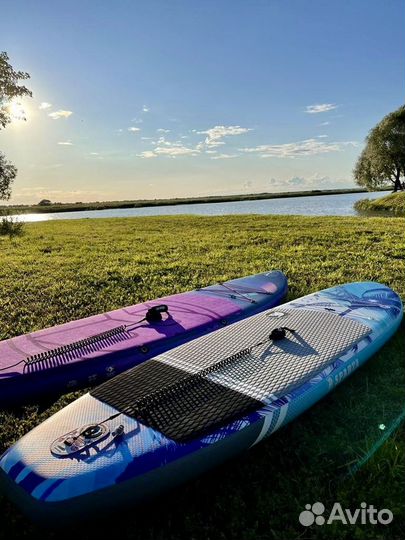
[0, 214, 25, 239]
[355, 192, 405, 216]
[0, 152, 17, 200]
[0, 52, 32, 201]
[0, 215, 404, 539]
[354, 106, 405, 192]
[0, 51, 32, 130]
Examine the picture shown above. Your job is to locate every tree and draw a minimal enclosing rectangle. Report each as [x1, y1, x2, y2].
[354, 105, 405, 192]
[0, 153, 17, 200]
[38, 199, 52, 206]
[0, 52, 32, 202]
[0, 51, 32, 129]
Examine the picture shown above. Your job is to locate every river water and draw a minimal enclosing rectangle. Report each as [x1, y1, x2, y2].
[11, 191, 386, 222]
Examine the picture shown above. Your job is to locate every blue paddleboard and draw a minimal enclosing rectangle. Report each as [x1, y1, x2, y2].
[0, 281, 402, 522]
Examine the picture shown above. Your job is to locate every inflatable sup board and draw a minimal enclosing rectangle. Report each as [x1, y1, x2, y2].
[0, 281, 402, 522]
[0, 270, 287, 405]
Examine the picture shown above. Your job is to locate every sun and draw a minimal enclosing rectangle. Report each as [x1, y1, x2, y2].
[7, 99, 28, 123]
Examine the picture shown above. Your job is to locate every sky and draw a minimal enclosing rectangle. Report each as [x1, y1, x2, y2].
[1, 0, 404, 204]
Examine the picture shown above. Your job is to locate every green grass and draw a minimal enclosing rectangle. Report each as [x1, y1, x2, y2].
[355, 192, 405, 216]
[0, 214, 404, 539]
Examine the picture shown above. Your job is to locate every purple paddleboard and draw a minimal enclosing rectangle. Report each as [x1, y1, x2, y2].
[0, 271, 287, 405]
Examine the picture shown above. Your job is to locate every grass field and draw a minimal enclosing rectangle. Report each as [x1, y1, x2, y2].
[355, 192, 405, 216]
[0, 214, 404, 539]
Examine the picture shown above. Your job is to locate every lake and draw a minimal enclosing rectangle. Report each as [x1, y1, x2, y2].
[11, 191, 386, 222]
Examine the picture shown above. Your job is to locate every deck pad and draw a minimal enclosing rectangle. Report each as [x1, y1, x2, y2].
[92, 308, 371, 441]
[0, 271, 287, 405]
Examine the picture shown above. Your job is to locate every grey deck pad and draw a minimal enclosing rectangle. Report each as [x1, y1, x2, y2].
[92, 308, 371, 441]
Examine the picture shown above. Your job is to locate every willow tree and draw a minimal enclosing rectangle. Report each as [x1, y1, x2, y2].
[0, 52, 32, 200]
[354, 106, 405, 192]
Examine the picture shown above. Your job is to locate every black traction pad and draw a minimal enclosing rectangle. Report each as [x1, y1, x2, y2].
[92, 352, 262, 441]
[91, 308, 371, 442]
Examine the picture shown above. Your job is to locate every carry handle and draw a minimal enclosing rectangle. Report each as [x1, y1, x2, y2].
[145, 304, 169, 323]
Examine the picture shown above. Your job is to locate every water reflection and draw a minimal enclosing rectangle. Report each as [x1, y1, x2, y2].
[9, 191, 389, 223]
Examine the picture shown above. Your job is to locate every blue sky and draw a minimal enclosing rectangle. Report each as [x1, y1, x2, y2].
[1, 0, 404, 203]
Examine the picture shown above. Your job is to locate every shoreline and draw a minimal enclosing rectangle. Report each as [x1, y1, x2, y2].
[354, 192, 405, 216]
[1, 187, 390, 215]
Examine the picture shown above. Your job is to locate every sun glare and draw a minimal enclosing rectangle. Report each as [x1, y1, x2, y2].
[7, 99, 28, 124]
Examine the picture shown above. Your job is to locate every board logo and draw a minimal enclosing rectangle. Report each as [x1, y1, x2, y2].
[299, 502, 393, 526]
[327, 359, 360, 389]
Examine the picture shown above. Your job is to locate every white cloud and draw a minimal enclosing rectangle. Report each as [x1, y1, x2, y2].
[196, 140, 225, 150]
[138, 145, 199, 159]
[319, 121, 330, 126]
[49, 110, 73, 119]
[156, 146, 198, 157]
[128, 126, 141, 132]
[317, 134, 328, 138]
[198, 125, 252, 147]
[39, 102, 52, 110]
[89, 152, 104, 159]
[211, 153, 238, 160]
[288, 176, 307, 186]
[268, 173, 352, 189]
[137, 150, 156, 159]
[137, 124, 250, 159]
[57, 141, 73, 146]
[305, 103, 338, 114]
[241, 138, 356, 158]
[268, 177, 283, 187]
[142, 105, 150, 113]
[141, 136, 153, 140]
[155, 136, 190, 148]
[268, 176, 304, 188]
